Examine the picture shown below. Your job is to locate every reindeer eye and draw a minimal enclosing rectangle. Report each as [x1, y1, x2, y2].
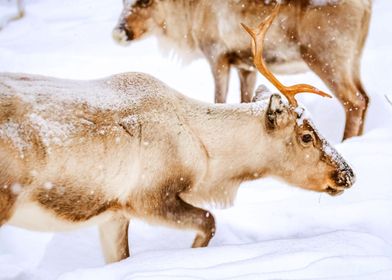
[301, 134, 313, 144]
[137, 0, 152, 7]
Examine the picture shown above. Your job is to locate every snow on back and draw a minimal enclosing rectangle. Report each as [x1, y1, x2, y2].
[0, 122, 30, 157]
[0, 72, 168, 111]
[121, 115, 138, 128]
[29, 113, 74, 147]
[0, 72, 168, 152]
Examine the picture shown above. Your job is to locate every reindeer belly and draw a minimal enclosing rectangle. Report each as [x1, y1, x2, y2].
[264, 42, 308, 75]
[223, 15, 308, 75]
[8, 201, 114, 232]
[7, 180, 124, 232]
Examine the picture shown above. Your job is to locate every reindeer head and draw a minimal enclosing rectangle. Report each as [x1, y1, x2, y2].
[260, 92, 355, 196]
[113, 0, 165, 45]
[245, 5, 354, 195]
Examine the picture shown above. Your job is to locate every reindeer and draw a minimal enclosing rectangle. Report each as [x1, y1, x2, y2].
[0, 0, 25, 31]
[0, 13, 355, 264]
[113, 0, 372, 140]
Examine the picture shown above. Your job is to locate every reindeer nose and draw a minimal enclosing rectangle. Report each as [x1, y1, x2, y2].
[332, 168, 356, 189]
[112, 25, 134, 45]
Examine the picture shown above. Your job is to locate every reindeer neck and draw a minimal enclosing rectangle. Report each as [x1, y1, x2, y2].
[157, 2, 206, 52]
[184, 101, 272, 179]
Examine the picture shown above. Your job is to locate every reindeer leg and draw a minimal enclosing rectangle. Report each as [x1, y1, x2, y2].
[352, 8, 371, 136]
[353, 78, 369, 136]
[300, 44, 368, 140]
[238, 69, 256, 103]
[16, 0, 25, 19]
[302, 54, 366, 139]
[296, 6, 370, 140]
[208, 54, 231, 103]
[99, 216, 130, 263]
[149, 194, 215, 248]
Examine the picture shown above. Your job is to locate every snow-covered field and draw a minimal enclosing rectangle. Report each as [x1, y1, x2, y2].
[0, 0, 392, 279]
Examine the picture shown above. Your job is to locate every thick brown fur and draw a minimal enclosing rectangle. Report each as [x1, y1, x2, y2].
[0, 72, 354, 263]
[113, 0, 372, 140]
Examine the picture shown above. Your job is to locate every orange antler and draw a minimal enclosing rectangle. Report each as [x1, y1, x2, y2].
[241, 4, 332, 107]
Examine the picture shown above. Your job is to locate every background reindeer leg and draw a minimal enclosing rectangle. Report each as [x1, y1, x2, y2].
[238, 68, 256, 103]
[206, 53, 231, 103]
[296, 6, 370, 140]
[17, 0, 25, 18]
[352, 6, 372, 136]
[99, 216, 130, 263]
[300, 44, 368, 140]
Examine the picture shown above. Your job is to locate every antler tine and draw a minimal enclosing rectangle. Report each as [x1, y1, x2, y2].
[241, 4, 332, 107]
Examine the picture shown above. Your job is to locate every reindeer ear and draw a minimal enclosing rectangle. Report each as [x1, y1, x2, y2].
[252, 84, 271, 102]
[266, 94, 286, 130]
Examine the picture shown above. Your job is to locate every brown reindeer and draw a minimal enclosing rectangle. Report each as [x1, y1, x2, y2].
[0, 78, 354, 264]
[113, 0, 371, 140]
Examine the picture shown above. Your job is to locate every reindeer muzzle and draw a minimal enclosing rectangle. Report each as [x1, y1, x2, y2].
[112, 25, 134, 45]
[327, 167, 356, 196]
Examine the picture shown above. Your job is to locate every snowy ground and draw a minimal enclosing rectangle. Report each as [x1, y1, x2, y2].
[0, 0, 392, 279]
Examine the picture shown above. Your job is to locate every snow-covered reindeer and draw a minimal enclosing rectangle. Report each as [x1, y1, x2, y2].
[0, 11, 354, 263]
[113, 0, 371, 140]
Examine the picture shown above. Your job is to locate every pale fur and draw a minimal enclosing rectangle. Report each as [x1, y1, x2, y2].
[0, 72, 354, 263]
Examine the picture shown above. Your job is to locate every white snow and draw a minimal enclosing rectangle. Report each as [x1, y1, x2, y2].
[121, 115, 138, 128]
[29, 113, 74, 147]
[10, 183, 22, 195]
[0, 121, 29, 156]
[43, 182, 53, 190]
[1, 0, 392, 279]
[294, 106, 307, 126]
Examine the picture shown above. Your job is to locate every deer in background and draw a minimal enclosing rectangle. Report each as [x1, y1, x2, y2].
[113, 0, 372, 140]
[0, 0, 24, 31]
[0, 10, 355, 263]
